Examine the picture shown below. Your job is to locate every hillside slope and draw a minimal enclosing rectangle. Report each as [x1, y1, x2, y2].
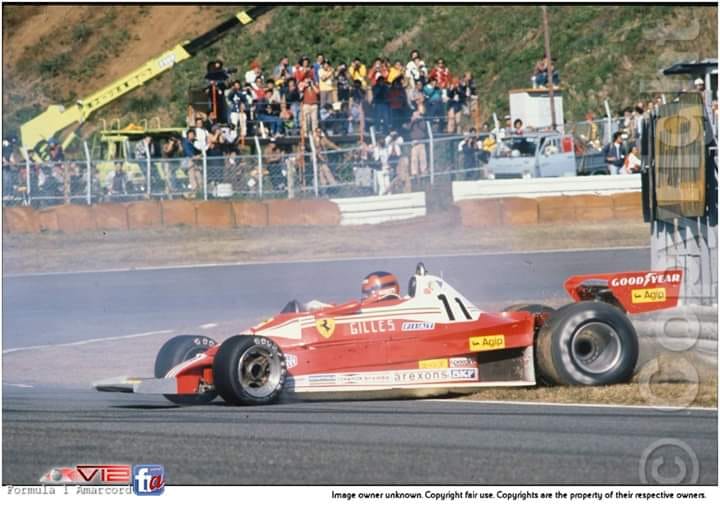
[2, 4, 717, 140]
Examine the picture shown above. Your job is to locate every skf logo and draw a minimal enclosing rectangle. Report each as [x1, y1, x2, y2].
[469, 334, 505, 352]
[315, 318, 336, 339]
[132, 465, 166, 496]
[632, 288, 667, 304]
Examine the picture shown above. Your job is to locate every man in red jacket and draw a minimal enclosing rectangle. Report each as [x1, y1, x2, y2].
[428, 58, 451, 89]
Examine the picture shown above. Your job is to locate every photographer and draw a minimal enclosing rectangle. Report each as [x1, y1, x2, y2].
[300, 77, 320, 135]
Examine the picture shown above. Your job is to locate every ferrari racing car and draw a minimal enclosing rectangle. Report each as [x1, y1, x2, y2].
[94, 263, 683, 405]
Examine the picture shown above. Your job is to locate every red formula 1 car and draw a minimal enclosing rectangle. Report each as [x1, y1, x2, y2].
[94, 263, 683, 405]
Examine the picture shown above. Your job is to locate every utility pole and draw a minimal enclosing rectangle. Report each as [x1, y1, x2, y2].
[541, 5, 557, 131]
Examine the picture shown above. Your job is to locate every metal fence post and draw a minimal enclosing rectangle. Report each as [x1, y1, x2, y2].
[144, 142, 152, 198]
[21, 148, 31, 206]
[202, 149, 208, 201]
[253, 136, 263, 199]
[308, 132, 319, 198]
[603, 100, 613, 145]
[426, 121, 435, 185]
[83, 141, 92, 205]
[369, 126, 377, 147]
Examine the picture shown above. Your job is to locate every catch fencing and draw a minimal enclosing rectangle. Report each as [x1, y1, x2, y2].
[2, 118, 630, 209]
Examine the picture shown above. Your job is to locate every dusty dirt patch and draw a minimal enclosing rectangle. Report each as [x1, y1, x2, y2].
[2, 212, 649, 275]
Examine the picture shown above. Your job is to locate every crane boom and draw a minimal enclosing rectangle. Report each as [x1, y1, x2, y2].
[20, 5, 273, 155]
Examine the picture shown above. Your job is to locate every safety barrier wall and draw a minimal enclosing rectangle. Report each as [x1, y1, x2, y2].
[2, 199, 341, 234]
[455, 191, 642, 227]
[452, 174, 641, 201]
[331, 192, 426, 226]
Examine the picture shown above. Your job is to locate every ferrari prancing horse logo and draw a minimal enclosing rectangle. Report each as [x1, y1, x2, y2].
[315, 318, 336, 339]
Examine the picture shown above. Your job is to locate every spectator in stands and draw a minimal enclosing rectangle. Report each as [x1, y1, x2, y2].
[48, 139, 64, 162]
[273, 56, 290, 82]
[368, 58, 389, 87]
[458, 128, 481, 177]
[256, 89, 282, 137]
[532, 54, 559, 88]
[349, 57, 368, 91]
[279, 103, 296, 135]
[386, 130, 411, 194]
[423, 77, 444, 129]
[513, 119, 524, 135]
[313, 53, 325, 84]
[284, 78, 302, 132]
[245, 61, 262, 86]
[372, 76, 391, 134]
[319, 60, 336, 107]
[446, 79, 464, 134]
[372, 136, 392, 195]
[319, 104, 335, 134]
[405, 50, 427, 89]
[135, 135, 155, 159]
[228, 80, 249, 142]
[481, 133, 497, 163]
[182, 129, 203, 192]
[408, 109, 428, 179]
[263, 138, 285, 190]
[161, 137, 181, 194]
[300, 76, 320, 135]
[266, 80, 281, 104]
[336, 63, 351, 103]
[312, 127, 339, 188]
[252, 76, 266, 101]
[387, 60, 404, 85]
[429, 58, 450, 89]
[407, 80, 424, 112]
[624, 145, 642, 174]
[387, 77, 408, 131]
[294, 56, 313, 84]
[194, 118, 209, 152]
[603, 131, 626, 175]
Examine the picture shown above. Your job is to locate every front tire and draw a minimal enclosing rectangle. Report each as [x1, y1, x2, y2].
[535, 301, 638, 385]
[154, 334, 218, 405]
[213, 335, 287, 405]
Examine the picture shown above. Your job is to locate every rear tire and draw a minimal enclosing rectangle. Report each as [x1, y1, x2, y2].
[535, 301, 638, 385]
[154, 334, 218, 405]
[213, 335, 287, 405]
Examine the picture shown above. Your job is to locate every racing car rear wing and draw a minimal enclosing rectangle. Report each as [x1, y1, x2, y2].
[564, 269, 683, 314]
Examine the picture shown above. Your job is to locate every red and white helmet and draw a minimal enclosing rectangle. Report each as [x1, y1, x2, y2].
[361, 271, 400, 301]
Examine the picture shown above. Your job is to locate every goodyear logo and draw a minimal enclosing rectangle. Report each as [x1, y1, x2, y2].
[469, 334, 505, 352]
[315, 318, 336, 338]
[418, 358, 449, 369]
[631, 287, 667, 304]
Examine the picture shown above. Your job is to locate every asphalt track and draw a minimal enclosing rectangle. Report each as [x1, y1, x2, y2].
[3, 387, 716, 485]
[4, 247, 718, 484]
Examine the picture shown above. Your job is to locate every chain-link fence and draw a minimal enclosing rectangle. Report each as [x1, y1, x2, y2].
[3, 115, 636, 207]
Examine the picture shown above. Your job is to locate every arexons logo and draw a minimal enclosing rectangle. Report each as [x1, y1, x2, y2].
[610, 272, 681, 288]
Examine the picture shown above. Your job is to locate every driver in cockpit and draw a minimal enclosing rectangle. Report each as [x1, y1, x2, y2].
[361, 271, 401, 302]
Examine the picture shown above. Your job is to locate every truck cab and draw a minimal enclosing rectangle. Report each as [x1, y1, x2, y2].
[485, 132, 576, 179]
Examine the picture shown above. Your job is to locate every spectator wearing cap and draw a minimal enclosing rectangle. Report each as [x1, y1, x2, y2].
[318, 60, 336, 107]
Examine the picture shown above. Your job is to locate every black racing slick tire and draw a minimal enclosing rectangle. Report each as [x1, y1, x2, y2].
[535, 301, 638, 386]
[213, 335, 287, 406]
[154, 334, 218, 405]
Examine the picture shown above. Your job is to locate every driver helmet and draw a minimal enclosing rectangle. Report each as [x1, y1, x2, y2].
[361, 271, 400, 301]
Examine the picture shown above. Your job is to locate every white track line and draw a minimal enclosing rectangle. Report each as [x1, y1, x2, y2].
[2, 383, 34, 388]
[423, 398, 717, 412]
[3, 329, 174, 355]
[199, 323, 218, 329]
[3, 246, 648, 279]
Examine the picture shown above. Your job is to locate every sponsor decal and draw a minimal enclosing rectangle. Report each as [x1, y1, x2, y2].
[394, 369, 451, 383]
[308, 374, 337, 385]
[610, 272, 681, 288]
[451, 368, 478, 380]
[132, 465, 166, 496]
[156, 53, 177, 70]
[418, 358, 449, 369]
[315, 318, 336, 338]
[631, 287, 667, 304]
[449, 356, 477, 368]
[40, 465, 131, 484]
[469, 334, 505, 352]
[349, 319, 396, 335]
[402, 321, 435, 331]
[285, 354, 298, 369]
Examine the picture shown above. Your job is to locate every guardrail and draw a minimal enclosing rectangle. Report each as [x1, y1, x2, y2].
[331, 192, 426, 225]
[452, 174, 641, 202]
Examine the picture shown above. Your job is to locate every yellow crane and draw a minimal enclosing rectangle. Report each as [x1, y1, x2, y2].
[19, 5, 273, 159]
